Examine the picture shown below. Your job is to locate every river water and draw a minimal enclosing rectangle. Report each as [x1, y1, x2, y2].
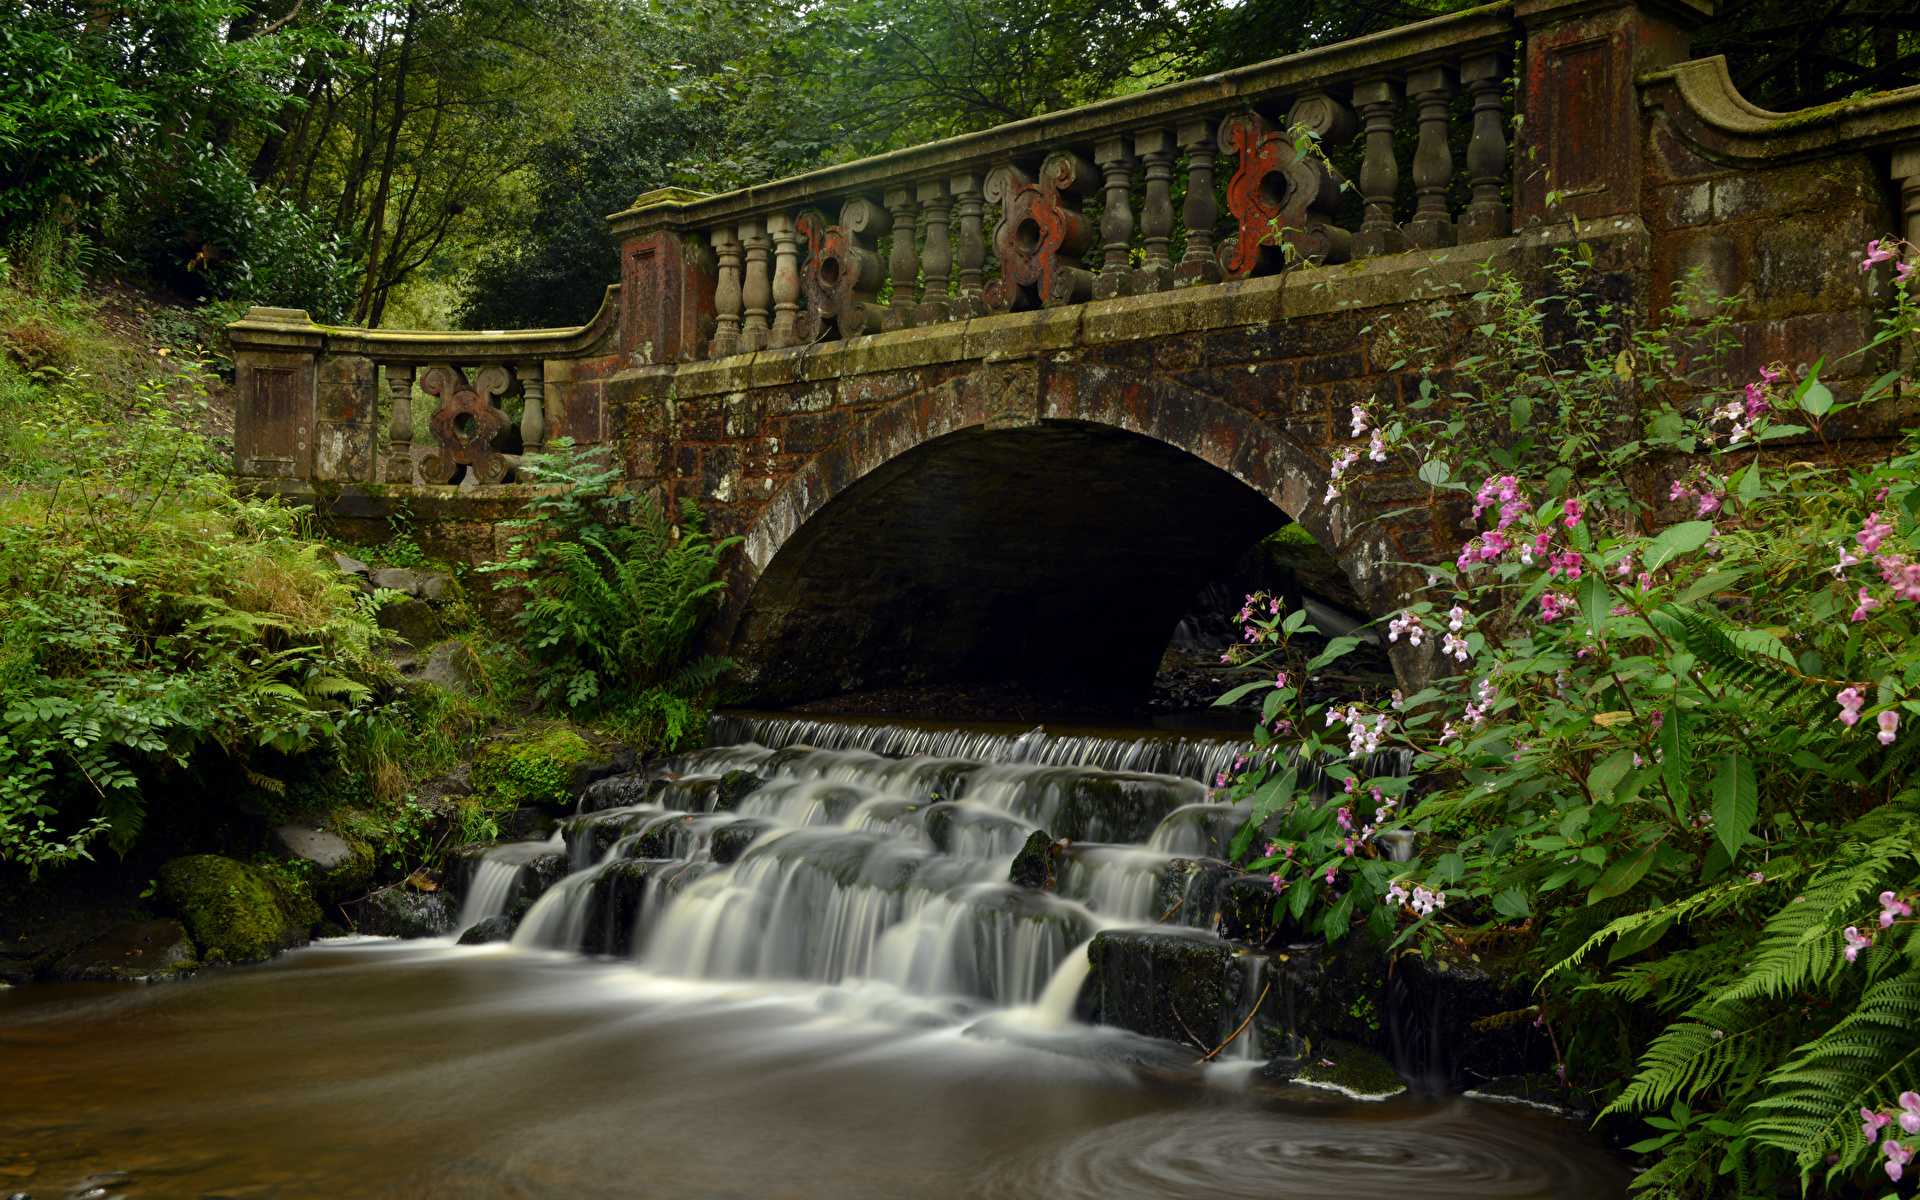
[0, 718, 1628, 1199]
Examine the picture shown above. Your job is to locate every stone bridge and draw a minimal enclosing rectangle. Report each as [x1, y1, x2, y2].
[229, 0, 1920, 704]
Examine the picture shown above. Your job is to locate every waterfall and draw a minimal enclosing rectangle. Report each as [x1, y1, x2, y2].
[491, 718, 1412, 1055]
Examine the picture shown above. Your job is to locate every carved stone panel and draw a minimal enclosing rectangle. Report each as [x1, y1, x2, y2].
[420, 363, 517, 485]
[984, 152, 1098, 312]
[796, 198, 891, 343]
[1217, 105, 1353, 278]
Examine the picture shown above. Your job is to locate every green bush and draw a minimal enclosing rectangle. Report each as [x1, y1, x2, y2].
[486, 438, 739, 750]
[1218, 243, 1920, 1197]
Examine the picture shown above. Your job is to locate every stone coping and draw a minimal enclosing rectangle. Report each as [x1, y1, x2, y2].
[1642, 56, 1920, 164]
[607, 218, 1650, 401]
[225, 287, 621, 361]
[606, 2, 1520, 236]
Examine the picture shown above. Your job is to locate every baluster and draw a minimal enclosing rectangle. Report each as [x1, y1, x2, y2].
[950, 170, 988, 319]
[884, 186, 921, 331]
[1132, 128, 1177, 293]
[384, 363, 414, 483]
[1352, 79, 1406, 259]
[739, 218, 771, 351]
[708, 227, 743, 358]
[1405, 65, 1459, 249]
[767, 213, 802, 348]
[519, 366, 545, 456]
[1092, 136, 1136, 301]
[1458, 54, 1511, 244]
[915, 179, 954, 325]
[1174, 119, 1223, 288]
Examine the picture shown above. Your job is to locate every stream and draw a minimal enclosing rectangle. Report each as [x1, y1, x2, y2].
[0, 716, 1629, 1199]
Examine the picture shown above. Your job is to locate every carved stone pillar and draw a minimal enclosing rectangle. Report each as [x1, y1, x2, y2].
[708, 227, 743, 358]
[1092, 136, 1137, 301]
[950, 171, 988, 319]
[1458, 54, 1512, 244]
[519, 367, 545, 456]
[1405, 65, 1460, 249]
[1174, 120, 1223, 288]
[767, 213, 802, 349]
[1352, 78, 1407, 259]
[796, 196, 892, 342]
[985, 153, 1098, 312]
[420, 364, 514, 485]
[913, 179, 954, 325]
[883, 187, 921, 331]
[738, 218, 771, 351]
[1217, 95, 1355, 277]
[1132, 128, 1177, 293]
[384, 362, 414, 483]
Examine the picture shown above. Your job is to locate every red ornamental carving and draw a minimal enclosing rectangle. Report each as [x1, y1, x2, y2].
[984, 152, 1097, 312]
[796, 198, 890, 342]
[1217, 111, 1352, 277]
[420, 363, 516, 484]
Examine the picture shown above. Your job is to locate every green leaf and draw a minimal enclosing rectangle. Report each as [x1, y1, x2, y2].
[1491, 887, 1531, 918]
[1711, 752, 1758, 861]
[1608, 914, 1673, 962]
[1796, 374, 1833, 417]
[1212, 680, 1269, 707]
[1250, 768, 1300, 821]
[1418, 459, 1450, 486]
[1304, 636, 1361, 671]
[1579, 570, 1611, 636]
[1643, 521, 1716, 571]
[1587, 748, 1637, 804]
[1588, 840, 1659, 903]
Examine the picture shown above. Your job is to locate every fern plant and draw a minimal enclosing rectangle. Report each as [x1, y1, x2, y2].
[487, 438, 740, 749]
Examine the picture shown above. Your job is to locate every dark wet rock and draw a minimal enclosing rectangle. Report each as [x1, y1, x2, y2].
[630, 814, 697, 858]
[922, 801, 1033, 855]
[501, 851, 573, 922]
[440, 841, 496, 906]
[419, 639, 483, 696]
[51, 921, 198, 982]
[1008, 830, 1053, 889]
[570, 747, 639, 801]
[370, 567, 422, 596]
[580, 769, 655, 812]
[1215, 872, 1298, 944]
[1047, 773, 1195, 843]
[158, 855, 316, 963]
[457, 915, 515, 944]
[355, 884, 455, 938]
[579, 858, 672, 955]
[334, 552, 370, 577]
[711, 818, 775, 864]
[1388, 953, 1548, 1084]
[714, 768, 765, 811]
[376, 597, 442, 648]
[1465, 1073, 1600, 1120]
[505, 806, 558, 840]
[1265, 1038, 1407, 1099]
[267, 823, 373, 899]
[1158, 859, 1238, 930]
[1082, 929, 1237, 1049]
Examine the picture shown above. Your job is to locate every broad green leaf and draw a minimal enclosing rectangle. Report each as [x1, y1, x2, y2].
[1282, 609, 1309, 634]
[1212, 680, 1269, 707]
[1322, 892, 1355, 941]
[1735, 462, 1762, 507]
[1250, 768, 1299, 821]
[1588, 841, 1659, 902]
[1660, 708, 1691, 803]
[1711, 752, 1758, 861]
[1587, 748, 1637, 804]
[1418, 458, 1450, 486]
[1579, 570, 1611, 636]
[1643, 521, 1716, 571]
[1796, 375, 1833, 417]
[1289, 876, 1313, 920]
[1491, 887, 1531, 919]
[1304, 636, 1361, 671]
[1608, 914, 1673, 963]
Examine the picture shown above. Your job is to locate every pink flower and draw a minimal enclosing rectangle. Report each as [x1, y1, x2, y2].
[1743, 382, 1771, 422]
[1882, 891, 1913, 930]
[1867, 1108, 1893, 1144]
[1899, 260, 1917, 287]
[1900, 1092, 1920, 1135]
[1697, 492, 1722, 518]
[1838, 688, 1866, 726]
[1854, 588, 1884, 622]
[1887, 1140, 1912, 1183]
[1540, 592, 1571, 623]
[1865, 238, 1900, 270]
[1563, 499, 1584, 528]
[1270, 873, 1287, 894]
[1846, 925, 1876, 962]
[1860, 512, 1896, 554]
[1749, 871, 1765, 883]
[1881, 710, 1901, 745]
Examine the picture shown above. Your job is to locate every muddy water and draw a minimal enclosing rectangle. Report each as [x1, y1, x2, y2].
[0, 940, 1625, 1200]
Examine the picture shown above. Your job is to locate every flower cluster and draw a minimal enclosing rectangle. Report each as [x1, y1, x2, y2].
[1862, 1093, 1920, 1181]
[1387, 611, 1424, 646]
[1844, 924, 1876, 962]
[1328, 705, 1391, 756]
[1863, 237, 1917, 287]
[1835, 686, 1902, 745]
[1669, 476, 1724, 519]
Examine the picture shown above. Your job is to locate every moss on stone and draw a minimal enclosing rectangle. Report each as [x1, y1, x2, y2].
[1288, 1039, 1406, 1100]
[158, 855, 312, 964]
[470, 725, 597, 807]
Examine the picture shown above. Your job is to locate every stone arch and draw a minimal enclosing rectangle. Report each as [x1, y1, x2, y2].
[720, 361, 1421, 705]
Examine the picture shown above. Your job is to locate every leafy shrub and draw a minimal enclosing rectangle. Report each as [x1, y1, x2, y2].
[1217, 243, 1920, 1196]
[486, 438, 738, 750]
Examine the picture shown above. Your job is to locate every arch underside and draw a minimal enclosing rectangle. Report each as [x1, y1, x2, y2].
[727, 420, 1288, 707]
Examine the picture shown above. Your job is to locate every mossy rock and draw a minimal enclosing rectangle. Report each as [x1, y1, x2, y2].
[356, 883, 455, 938]
[1008, 830, 1053, 888]
[1271, 1038, 1406, 1100]
[471, 726, 598, 808]
[457, 915, 515, 945]
[159, 855, 314, 964]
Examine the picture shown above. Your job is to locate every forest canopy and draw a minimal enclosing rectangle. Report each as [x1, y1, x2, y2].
[6, 0, 1920, 328]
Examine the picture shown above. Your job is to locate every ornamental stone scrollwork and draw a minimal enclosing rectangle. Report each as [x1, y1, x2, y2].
[1217, 96, 1356, 277]
[984, 152, 1098, 312]
[796, 198, 892, 342]
[420, 363, 517, 485]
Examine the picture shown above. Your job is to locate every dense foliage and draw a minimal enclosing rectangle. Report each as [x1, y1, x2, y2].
[486, 439, 738, 749]
[1218, 241, 1920, 1196]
